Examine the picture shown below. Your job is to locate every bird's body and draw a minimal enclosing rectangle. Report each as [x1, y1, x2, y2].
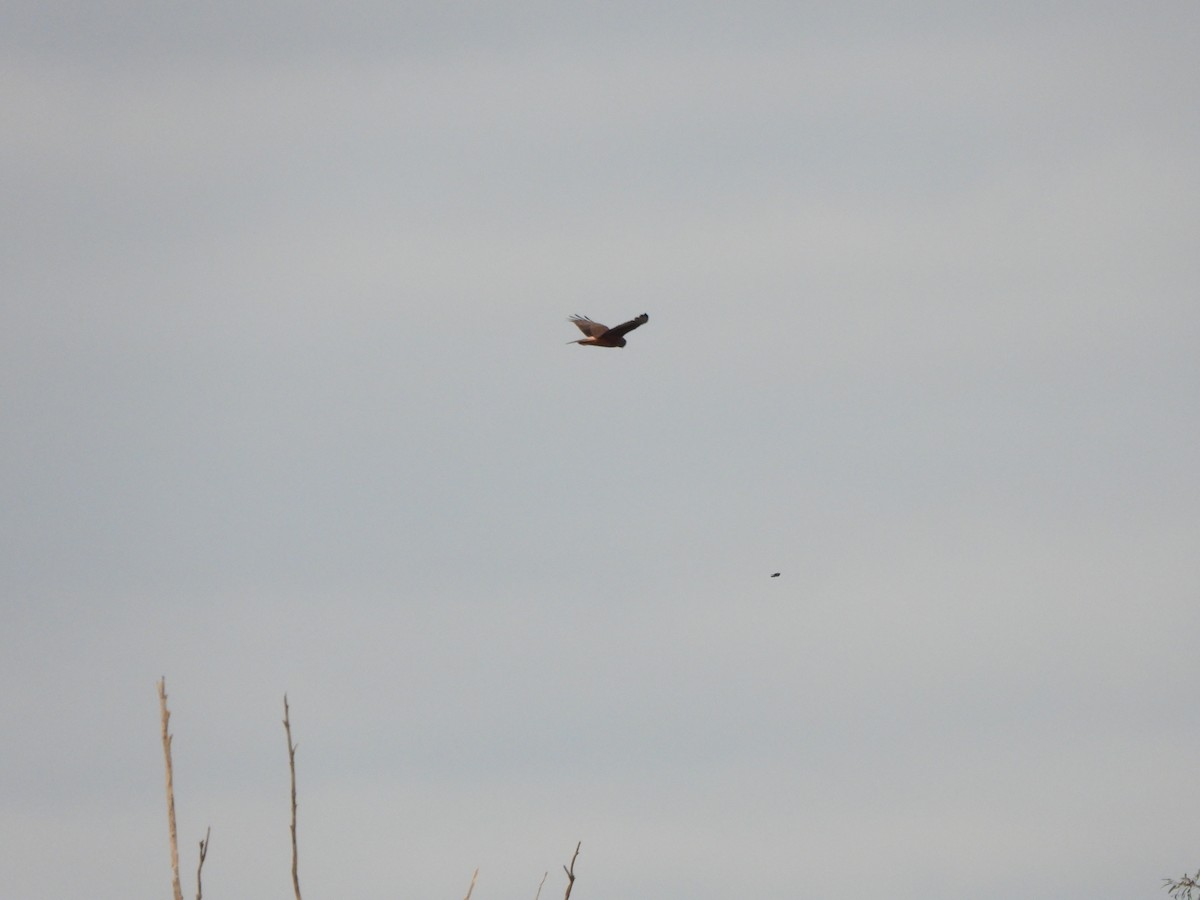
[568, 313, 649, 347]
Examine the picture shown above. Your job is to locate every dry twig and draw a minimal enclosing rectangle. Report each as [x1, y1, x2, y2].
[158, 678, 184, 900]
[534, 870, 548, 900]
[562, 842, 581, 900]
[463, 867, 479, 900]
[283, 694, 303, 900]
[195, 827, 210, 900]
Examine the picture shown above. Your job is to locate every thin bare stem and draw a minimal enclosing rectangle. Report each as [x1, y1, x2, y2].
[534, 870, 548, 900]
[158, 678, 184, 900]
[562, 842, 581, 900]
[195, 827, 210, 900]
[284, 694, 303, 900]
[463, 867, 479, 900]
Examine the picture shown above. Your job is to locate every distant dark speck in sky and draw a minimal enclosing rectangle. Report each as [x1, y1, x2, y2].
[771, 572, 780, 578]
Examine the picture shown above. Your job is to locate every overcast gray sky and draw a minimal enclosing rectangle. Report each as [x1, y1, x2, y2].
[3, 3, 1198, 898]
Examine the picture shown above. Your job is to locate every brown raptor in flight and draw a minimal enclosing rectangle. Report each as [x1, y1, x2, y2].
[567, 313, 649, 348]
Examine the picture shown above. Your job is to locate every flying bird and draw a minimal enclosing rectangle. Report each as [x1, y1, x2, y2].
[568, 313, 649, 348]
[770, 572, 781, 578]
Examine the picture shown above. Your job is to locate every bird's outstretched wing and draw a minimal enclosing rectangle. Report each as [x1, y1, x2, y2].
[569, 315, 609, 337]
[603, 313, 649, 340]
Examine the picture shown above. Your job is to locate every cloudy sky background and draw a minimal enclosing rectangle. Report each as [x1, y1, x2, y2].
[3, 3, 1198, 898]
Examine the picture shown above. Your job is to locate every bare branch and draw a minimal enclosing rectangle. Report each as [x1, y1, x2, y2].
[562, 842, 581, 900]
[463, 867, 479, 900]
[195, 827, 211, 900]
[158, 678, 184, 900]
[534, 870, 548, 900]
[284, 694, 303, 900]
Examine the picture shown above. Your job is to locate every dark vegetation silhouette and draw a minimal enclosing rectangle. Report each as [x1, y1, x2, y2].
[161, 676, 1187, 898]
[1165, 872, 1200, 900]
[156, 678, 581, 898]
